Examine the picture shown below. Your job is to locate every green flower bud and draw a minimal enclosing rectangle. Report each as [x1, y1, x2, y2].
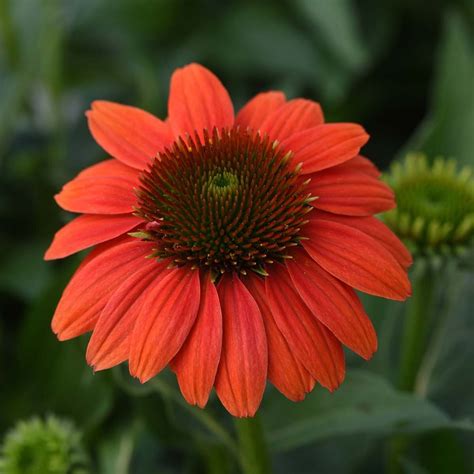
[0, 416, 89, 474]
[383, 153, 474, 265]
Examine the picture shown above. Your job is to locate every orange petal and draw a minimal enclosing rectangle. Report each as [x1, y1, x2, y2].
[129, 267, 201, 383]
[307, 167, 395, 216]
[87, 101, 173, 169]
[287, 249, 377, 360]
[215, 273, 268, 417]
[265, 264, 345, 391]
[52, 238, 154, 340]
[302, 218, 412, 300]
[259, 98, 324, 142]
[75, 159, 138, 179]
[168, 63, 234, 140]
[281, 123, 369, 174]
[235, 91, 286, 131]
[334, 155, 381, 177]
[45, 214, 143, 260]
[311, 211, 413, 269]
[171, 273, 223, 408]
[86, 258, 169, 370]
[244, 274, 315, 402]
[55, 160, 139, 214]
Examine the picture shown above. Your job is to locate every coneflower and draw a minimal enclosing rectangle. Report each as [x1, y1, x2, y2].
[45, 63, 411, 417]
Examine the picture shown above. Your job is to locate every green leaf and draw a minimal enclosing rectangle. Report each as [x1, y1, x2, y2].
[206, 5, 320, 80]
[295, 0, 370, 73]
[179, 3, 363, 104]
[14, 263, 114, 431]
[261, 370, 472, 452]
[400, 9, 474, 166]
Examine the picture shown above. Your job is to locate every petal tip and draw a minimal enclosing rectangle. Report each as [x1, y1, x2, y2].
[43, 246, 55, 261]
[90, 100, 110, 111]
[55, 331, 67, 342]
[360, 347, 377, 361]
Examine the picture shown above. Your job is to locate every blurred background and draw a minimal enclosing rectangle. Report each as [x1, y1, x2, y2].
[0, 0, 473, 473]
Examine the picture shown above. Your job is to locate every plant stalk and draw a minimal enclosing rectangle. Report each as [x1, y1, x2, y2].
[397, 267, 435, 392]
[389, 266, 436, 473]
[234, 415, 271, 474]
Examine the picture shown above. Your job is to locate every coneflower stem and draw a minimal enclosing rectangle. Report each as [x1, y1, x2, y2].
[389, 266, 436, 473]
[398, 266, 435, 391]
[415, 265, 462, 396]
[234, 415, 271, 474]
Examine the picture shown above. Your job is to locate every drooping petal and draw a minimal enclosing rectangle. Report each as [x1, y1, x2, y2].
[310, 211, 412, 269]
[129, 267, 201, 383]
[55, 160, 139, 214]
[45, 214, 143, 260]
[235, 91, 286, 131]
[214, 273, 267, 417]
[52, 238, 154, 340]
[287, 249, 377, 360]
[265, 264, 345, 391]
[86, 258, 169, 370]
[87, 101, 173, 170]
[244, 274, 315, 401]
[307, 167, 395, 216]
[259, 99, 324, 142]
[281, 124, 369, 174]
[302, 218, 412, 300]
[168, 63, 234, 140]
[334, 155, 381, 177]
[171, 273, 223, 408]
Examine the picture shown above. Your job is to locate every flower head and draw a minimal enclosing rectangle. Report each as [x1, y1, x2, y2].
[383, 153, 474, 263]
[46, 64, 411, 417]
[0, 416, 89, 474]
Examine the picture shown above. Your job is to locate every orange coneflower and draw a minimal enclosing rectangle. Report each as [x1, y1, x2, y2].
[45, 64, 411, 417]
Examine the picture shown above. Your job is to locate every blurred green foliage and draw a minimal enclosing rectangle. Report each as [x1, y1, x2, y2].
[0, 0, 473, 473]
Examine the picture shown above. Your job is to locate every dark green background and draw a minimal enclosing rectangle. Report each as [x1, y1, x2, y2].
[1, 0, 473, 473]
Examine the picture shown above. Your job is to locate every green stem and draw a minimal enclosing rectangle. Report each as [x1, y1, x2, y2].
[388, 266, 436, 474]
[234, 415, 271, 474]
[415, 265, 461, 397]
[397, 267, 435, 391]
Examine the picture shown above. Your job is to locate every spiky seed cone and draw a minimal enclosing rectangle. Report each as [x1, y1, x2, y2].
[136, 127, 313, 278]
